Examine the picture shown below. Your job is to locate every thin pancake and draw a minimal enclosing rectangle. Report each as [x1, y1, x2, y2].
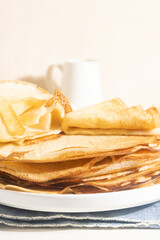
[0, 157, 100, 183]
[75, 150, 160, 179]
[0, 81, 72, 143]
[62, 98, 160, 135]
[0, 135, 157, 162]
[1, 167, 160, 194]
[84, 163, 160, 189]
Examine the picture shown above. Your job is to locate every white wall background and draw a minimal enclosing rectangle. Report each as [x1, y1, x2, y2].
[0, 0, 160, 107]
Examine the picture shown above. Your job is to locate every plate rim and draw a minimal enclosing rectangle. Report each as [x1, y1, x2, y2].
[1, 184, 160, 212]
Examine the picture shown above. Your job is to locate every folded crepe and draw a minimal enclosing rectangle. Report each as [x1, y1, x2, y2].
[0, 134, 157, 162]
[0, 150, 160, 183]
[0, 173, 106, 194]
[0, 157, 98, 182]
[0, 81, 72, 143]
[62, 98, 160, 135]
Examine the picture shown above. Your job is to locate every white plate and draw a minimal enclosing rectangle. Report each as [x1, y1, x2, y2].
[0, 185, 160, 212]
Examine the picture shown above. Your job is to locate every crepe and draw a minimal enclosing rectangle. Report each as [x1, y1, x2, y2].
[0, 143, 160, 194]
[0, 157, 99, 182]
[62, 98, 160, 135]
[0, 173, 63, 194]
[0, 81, 72, 143]
[83, 164, 160, 191]
[74, 150, 160, 180]
[0, 150, 160, 183]
[0, 172, 106, 194]
[0, 134, 157, 162]
[1, 158, 160, 194]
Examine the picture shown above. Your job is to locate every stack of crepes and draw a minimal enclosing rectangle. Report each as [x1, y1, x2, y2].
[0, 80, 160, 194]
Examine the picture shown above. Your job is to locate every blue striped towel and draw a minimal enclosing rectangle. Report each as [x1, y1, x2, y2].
[0, 201, 160, 228]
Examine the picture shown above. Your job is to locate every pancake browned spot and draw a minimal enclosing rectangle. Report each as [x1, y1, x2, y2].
[52, 89, 72, 113]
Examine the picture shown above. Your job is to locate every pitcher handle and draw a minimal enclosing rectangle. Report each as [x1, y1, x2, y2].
[45, 64, 63, 92]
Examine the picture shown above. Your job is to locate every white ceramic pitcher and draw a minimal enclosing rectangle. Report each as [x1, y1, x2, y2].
[45, 59, 102, 108]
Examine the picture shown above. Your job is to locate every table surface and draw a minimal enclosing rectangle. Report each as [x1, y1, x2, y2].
[1, 227, 160, 239]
